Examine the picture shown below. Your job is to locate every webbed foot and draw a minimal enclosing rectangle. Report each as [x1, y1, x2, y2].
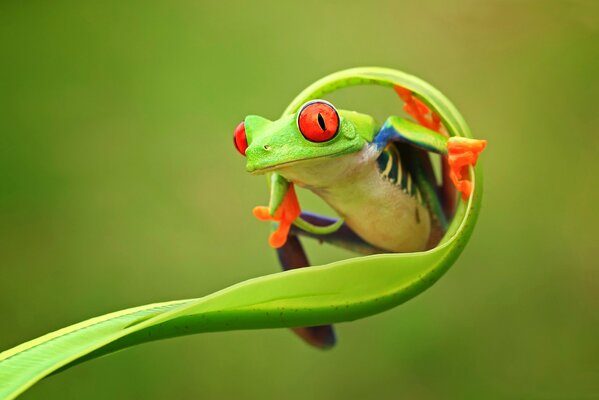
[447, 137, 487, 200]
[253, 184, 301, 248]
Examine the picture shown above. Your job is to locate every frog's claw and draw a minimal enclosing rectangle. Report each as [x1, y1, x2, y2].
[252, 184, 301, 248]
[447, 137, 487, 200]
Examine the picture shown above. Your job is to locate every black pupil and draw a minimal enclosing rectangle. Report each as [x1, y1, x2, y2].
[317, 113, 326, 131]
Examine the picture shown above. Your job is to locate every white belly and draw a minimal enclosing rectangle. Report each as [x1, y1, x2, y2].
[314, 166, 430, 253]
[277, 147, 431, 253]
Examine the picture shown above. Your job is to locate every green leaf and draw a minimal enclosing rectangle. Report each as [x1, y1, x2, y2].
[0, 67, 483, 399]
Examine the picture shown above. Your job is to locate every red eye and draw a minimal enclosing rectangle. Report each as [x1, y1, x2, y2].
[297, 101, 339, 142]
[233, 121, 248, 156]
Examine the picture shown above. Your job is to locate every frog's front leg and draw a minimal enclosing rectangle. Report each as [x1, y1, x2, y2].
[253, 173, 346, 248]
[252, 173, 300, 248]
[375, 116, 487, 199]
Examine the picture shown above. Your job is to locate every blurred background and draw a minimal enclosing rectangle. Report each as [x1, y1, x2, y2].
[1, 0, 597, 398]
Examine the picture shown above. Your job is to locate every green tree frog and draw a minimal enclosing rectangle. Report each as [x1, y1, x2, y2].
[233, 69, 486, 348]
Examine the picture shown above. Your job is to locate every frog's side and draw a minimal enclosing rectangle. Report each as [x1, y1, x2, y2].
[234, 93, 486, 348]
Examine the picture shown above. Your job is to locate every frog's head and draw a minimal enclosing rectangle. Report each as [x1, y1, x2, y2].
[234, 100, 376, 174]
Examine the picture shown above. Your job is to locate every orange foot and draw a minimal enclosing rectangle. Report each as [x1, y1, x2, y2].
[394, 85, 442, 132]
[447, 137, 487, 200]
[252, 184, 301, 248]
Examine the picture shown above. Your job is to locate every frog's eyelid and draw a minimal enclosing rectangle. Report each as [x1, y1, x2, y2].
[297, 99, 336, 114]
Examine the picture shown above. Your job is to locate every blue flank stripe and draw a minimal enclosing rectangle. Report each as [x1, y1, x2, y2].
[373, 123, 398, 151]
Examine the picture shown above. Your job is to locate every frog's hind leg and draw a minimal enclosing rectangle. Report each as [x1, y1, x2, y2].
[277, 212, 382, 349]
[277, 212, 383, 348]
[276, 235, 336, 349]
[290, 212, 383, 255]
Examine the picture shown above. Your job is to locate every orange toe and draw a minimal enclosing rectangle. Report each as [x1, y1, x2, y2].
[269, 221, 291, 248]
[253, 206, 272, 221]
[448, 137, 487, 160]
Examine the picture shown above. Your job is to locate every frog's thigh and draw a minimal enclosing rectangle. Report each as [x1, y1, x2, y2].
[289, 211, 384, 255]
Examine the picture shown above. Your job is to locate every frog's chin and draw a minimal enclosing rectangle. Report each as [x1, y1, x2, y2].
[247, 151, 346, 175]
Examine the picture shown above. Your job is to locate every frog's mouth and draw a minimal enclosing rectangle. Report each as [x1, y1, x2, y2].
[246, 151, 348, 175]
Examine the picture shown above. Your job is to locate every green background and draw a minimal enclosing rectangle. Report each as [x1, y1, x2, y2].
[1, 0, 597, 398]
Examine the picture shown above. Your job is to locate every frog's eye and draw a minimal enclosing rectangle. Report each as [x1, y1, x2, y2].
[297, 100, 339, 142]
[233, 121, 248, 156]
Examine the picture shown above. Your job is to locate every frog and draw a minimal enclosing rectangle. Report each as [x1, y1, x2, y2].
[233, 70, 486, 349]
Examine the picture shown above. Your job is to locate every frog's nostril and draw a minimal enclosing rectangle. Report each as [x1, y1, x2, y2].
[263, 144, 271, 151]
